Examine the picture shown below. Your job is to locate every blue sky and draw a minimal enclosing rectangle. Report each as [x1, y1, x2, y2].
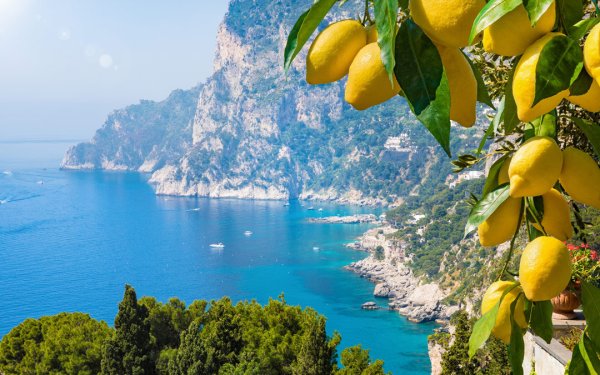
[0, 1, 230, 141]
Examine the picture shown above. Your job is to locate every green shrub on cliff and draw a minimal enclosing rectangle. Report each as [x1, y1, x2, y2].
[438, 311, 509, 375]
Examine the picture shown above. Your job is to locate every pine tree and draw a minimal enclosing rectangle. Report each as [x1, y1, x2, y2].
[101, 285, 154, 375]
[291, 314, 338, 375]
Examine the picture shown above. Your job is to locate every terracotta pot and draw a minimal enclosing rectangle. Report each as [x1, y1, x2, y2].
[551, 289, 581, 320]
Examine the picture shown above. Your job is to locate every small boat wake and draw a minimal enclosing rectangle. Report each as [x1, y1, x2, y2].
[2, 170, 12, 176]
[209, 243, 225, 249]
[187, 208, 201, 212]
[244, 230, 253, 236]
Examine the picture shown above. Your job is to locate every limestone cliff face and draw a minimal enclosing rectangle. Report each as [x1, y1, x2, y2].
[62, 87, 201, 173]
[63, 0, 479, 203]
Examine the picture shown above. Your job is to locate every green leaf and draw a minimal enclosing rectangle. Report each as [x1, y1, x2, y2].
[283, 0, 338, 72]
[482, 155, 509, 196]
[570, 18, 600, 41]
[582, 282, 600, 350]
[477, 121, 495, 156]
[469, 304, 500, 358]
[469, 283, 520, 357]
[556, 0, 584, 35]
[573, 118, 600, 160]
[492, 97, 506, 134]
[579, 334, 600, 374]
[374, 0, 399, 82]
[570, 69, 594, 96]
[394, 19, 443, 116]
[522, 0, 554, 26]
[533, 34, 583, 106]
[570, 343, 592, 375]
[463, 51, 495, 109]
[503, 61, 521, 134]
[528, 300, 553, 343]
[469, 0, 523, 44]
[464, 184, 511, 237]
[531, 111, 557, 138]
[508, 296, 525, 375]
[416, 73, 452, 157]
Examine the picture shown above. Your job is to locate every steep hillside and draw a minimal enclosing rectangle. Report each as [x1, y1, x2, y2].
[63, 0, 487, 204]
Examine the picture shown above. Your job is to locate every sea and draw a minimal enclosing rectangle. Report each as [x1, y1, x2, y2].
[0, 141, 434, 374]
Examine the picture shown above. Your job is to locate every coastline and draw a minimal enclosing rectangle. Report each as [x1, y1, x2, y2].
[344, 225, 457, 324]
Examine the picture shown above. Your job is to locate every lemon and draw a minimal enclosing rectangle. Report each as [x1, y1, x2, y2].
[584, 23, 600, 83]
[409, 0, 485, 48]
[519, 236, 572, 301]
[306, 20, 367, 85]
[366, 25, 378, 44]
[483, 3, 556, 57]
[533, 189, 573, 241]
[567, 79, 600, 112]
[481, 281, 528, 344]
[513, 33, 570, 122]
[345, 43, 401, 110]
[478, 197, 522, 247]
[437, 46, 477, 127]
[559, 146, 600, 209]
[497, 157, 512, 185]
[508, 136, 562, 198]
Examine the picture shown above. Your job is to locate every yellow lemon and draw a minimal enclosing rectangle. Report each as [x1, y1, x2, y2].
[306, 20, 367, 84]
[498, 157, 512, 185]
[533, 189, 573, 241]
[483, 3, 556, 57]
[567, 79, 600, 112]
[437, 46, 477, 127]
[513, 33, 570, 122]
[508, 136, 562, 197]
[478, 197, 522, 247]
[584, 23, 600, 83]
[482, 281, 528, 344]
[345, 43, 401, 110]
[366, 25, 378, 44]
[519, 236, 572, 301]
[559, 146, 600, 209]
[409, 0, 485, 48]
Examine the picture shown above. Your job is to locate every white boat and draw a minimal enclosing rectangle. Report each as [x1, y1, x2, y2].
[36, 180, 44, 185]
[307, 206, 315, 210]
[187, 208, 201, 212]
[312, 246, 320, 251]
[318, 208, 323, 212]
[2, 170, 12, 176]
[209, 243, 225, 248]
[244, 231, 253, 236]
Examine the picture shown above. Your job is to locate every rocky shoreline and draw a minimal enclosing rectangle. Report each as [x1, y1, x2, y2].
[344, 226, 457, 323]
[308, 214, 381, 224]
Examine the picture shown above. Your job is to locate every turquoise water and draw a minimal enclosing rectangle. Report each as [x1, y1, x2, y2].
[0, 142, 434, 374]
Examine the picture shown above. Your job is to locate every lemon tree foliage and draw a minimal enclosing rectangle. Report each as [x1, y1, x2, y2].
[284, 0, 600, 372]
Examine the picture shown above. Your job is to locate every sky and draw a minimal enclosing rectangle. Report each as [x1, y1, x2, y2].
[0, 1, 230, 141]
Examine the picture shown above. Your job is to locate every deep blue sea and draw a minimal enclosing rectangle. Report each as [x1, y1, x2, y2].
[0, 141, 434, 374]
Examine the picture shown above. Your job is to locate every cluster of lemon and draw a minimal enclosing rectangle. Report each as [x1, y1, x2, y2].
[305, 13, 479, 127]
[305, 0, 600, 126]
[305, 20, 401, 112]
[479, 137, 600, 342]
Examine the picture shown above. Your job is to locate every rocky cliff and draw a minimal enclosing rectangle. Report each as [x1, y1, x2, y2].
[63, 0, 482, 204]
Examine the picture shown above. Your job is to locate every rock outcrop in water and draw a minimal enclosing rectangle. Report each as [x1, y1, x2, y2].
[62, 0, 481, 204]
